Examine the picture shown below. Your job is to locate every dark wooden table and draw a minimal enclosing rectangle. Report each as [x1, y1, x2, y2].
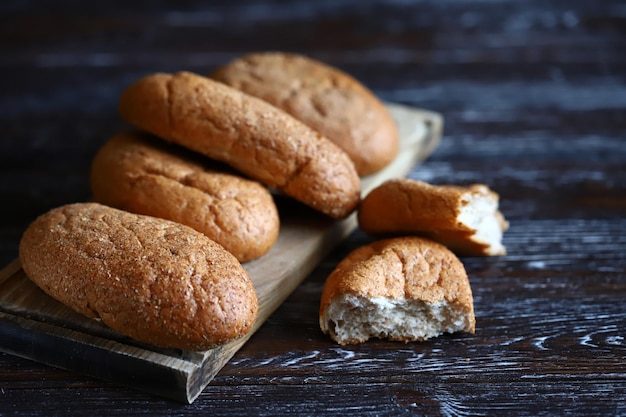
[1, 1, 625, 415]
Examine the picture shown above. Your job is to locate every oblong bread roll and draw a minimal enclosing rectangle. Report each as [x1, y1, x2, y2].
[91, 131, 279, 262]
[19, 202, 258, 351]
[118, 71, 361, 219]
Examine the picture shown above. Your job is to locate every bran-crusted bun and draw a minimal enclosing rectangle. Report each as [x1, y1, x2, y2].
[118, 71, 361, 219]
[319, 236, 475, 345]
[90, 131, 279, 262]
[211, 52, 399, 176]
[19, 202, 258, 351]
[358, 179, 509, 256]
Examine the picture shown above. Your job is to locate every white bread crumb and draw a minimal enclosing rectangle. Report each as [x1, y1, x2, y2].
[321, 294, 475, 345]
[458, 187, 508, 256]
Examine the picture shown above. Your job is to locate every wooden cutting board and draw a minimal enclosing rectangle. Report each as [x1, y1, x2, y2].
[0, 103, 442, 403]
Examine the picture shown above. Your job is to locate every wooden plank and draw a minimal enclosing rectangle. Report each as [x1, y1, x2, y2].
[0, 103, 442, 403]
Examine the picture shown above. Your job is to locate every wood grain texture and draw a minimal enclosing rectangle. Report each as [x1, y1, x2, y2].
[0, 0, 625, 415]
[0, 104, 440, 403]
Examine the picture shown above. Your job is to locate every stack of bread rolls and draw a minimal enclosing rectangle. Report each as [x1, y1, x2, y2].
[18, 52, 402, 351]
[18, 51, 508, 350]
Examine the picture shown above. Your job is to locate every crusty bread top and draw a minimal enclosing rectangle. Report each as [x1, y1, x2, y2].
[211, 52, 399, 176]
[358, 178, 509, 256]
[90, 131, 280, 262]
[319, 237, 475, 327]
[118, 71, 361, 219]
[19, 202, 258, 351]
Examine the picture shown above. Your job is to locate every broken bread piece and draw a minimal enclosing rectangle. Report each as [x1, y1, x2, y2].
[358, 178, 509, 256]
[319, 236, 475, 345]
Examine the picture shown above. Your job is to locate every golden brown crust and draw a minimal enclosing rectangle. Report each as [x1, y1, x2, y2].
[358, 179, 509, 256]
[118, 71, 361, 219]
[319, 236, 475, 344]
[19, 202, 258, 351]
[320, 237, 475, 319]
[211, 52, 399, 176]
[90, 131, 280, 262]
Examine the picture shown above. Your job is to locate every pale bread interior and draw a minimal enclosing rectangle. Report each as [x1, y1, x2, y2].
[320, 293, 474, 345]
[458, 189, 507, 256]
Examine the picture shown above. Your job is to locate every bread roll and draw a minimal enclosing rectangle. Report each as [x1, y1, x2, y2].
[358, 179, 509, 256]
[211, 52, 399, 176]
[19, 202, 258, 351]
[91, 131, 279, 262]
[118, 71, 361, 219]
[319, 236, 475, 345]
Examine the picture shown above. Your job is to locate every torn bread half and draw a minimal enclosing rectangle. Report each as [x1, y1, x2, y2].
[319, 236, 475, 345]
[358, 178, 509, 256]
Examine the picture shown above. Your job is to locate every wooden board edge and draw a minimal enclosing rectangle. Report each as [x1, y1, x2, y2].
[0, 310, 197, 403]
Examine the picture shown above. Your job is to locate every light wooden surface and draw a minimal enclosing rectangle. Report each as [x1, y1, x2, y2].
[0, 103, 442, 403]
